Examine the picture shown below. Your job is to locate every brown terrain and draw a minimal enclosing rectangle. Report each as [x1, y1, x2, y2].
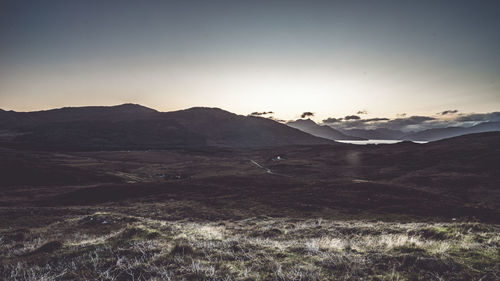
[0, 105, 499, 280]
[1, 132, 500, 222]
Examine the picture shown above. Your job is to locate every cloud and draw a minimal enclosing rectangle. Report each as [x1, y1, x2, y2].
[325, 115, 436, 131]
[357, 110, 368, 114]
[440, 109, 458, 115]
[301, 112, 314, 118]
[362, 118, 390, 122]
[372, 116, 436, 131]
[386, 116, 435, 126]
[322, 117, 343, 123]
[455, 112, 500, 122]
[324, 117, 389, 124]
[250, 111, 273, 116]
[321, 111, 500, 133]
[344, 115, 361, 120]
[268, 116, 286, 123]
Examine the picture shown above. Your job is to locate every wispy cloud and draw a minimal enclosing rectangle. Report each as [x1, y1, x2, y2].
[249, 111, 274, 116]
[455, 112, 500, 122]
[362, 118, 390, 122]
[268, 116, 286, 123]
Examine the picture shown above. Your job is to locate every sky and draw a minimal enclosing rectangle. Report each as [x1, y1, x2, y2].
[1, 0, 499, 121]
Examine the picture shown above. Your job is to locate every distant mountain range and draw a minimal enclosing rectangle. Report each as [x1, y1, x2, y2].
[402, 122, 500, 141]
[340, 128, 407, 140]
[2, 104, 499, 150]
[317, 121, 500, 142]
[0, 104, 335, 150]
[286, 119, 366, 140]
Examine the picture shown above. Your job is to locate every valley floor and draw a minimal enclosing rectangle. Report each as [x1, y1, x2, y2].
[1, 134, 500, 280]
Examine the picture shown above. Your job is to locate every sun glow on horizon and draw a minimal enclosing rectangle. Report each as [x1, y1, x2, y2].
[1, 1, 499, 120]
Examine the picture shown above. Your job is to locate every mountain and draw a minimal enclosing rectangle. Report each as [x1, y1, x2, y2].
[0, 104, 336, 150]
[340, 128, 407, 140]
[403, 122, 500, 141]
[427, 131, 500, 147]
[287, 119, 365, 140]
[0, 103, 158, 126]
[333, 122, 500, 141]
[159, 107, 336, 147]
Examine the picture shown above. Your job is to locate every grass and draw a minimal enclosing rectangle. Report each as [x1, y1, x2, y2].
[2, 134, 500, 280]
[1, 209, 499, 280]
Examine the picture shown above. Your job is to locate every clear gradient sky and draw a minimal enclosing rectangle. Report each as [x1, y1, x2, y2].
[1, 0, 499, 121]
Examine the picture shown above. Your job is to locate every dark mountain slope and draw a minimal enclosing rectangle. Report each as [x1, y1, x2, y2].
[0, 104, 335, 150]
[287, 119, 365, 140]
[0, 103, 158, 128]
[164, 108, 337, 147]
[426, 130, 500, 148]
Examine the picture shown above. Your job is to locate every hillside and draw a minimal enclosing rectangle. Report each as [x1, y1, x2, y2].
[0, 104, 335, 150]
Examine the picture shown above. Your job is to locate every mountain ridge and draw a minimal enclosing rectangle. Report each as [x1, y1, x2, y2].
[0, 104, 336, 150]
[402, 121, 500, 141]
[287, 118, 366, 140]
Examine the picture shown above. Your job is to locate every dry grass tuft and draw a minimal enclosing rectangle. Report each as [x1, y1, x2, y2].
[1, 211, 499, 280]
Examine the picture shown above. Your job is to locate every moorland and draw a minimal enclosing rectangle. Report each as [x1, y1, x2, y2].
[0, 105, 499, 280]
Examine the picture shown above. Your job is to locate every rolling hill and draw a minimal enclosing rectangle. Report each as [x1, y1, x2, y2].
[0, 104, 335, 150]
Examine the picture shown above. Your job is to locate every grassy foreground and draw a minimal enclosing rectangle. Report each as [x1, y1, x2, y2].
[1, 208, 499, 281]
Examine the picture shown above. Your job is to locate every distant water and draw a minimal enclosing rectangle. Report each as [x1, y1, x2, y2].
[336, 139, 428, 145]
